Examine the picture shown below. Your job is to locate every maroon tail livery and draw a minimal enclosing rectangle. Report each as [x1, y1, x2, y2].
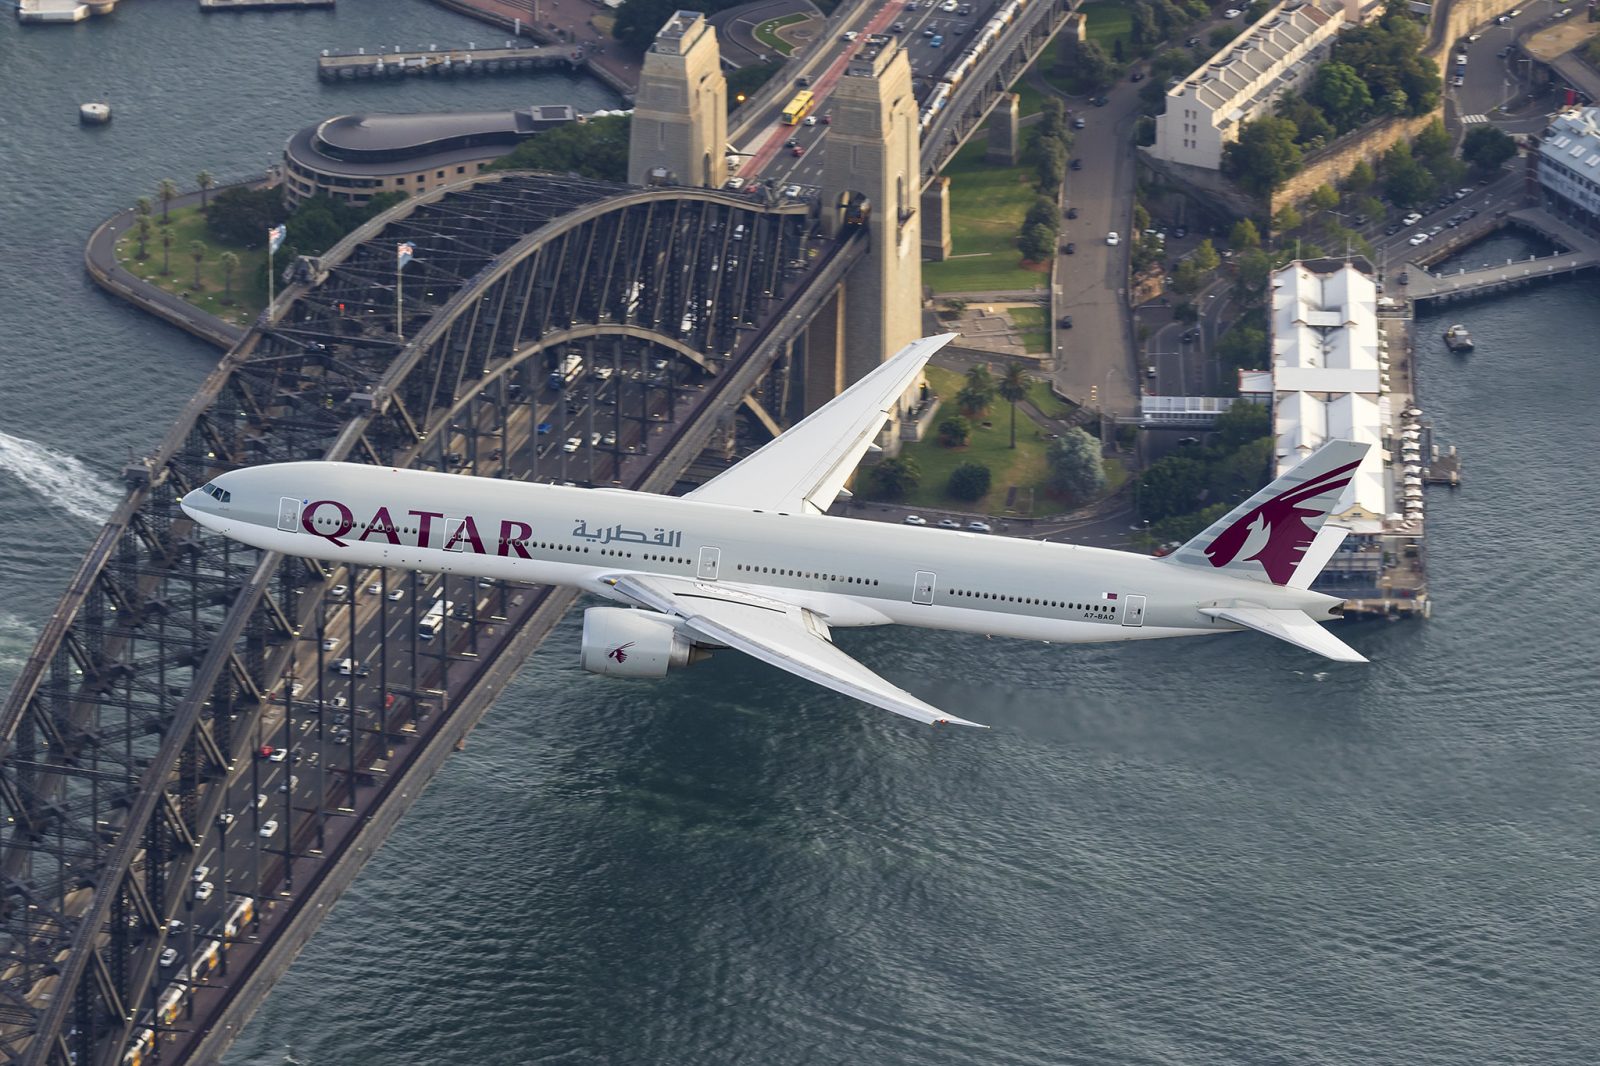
[1163, 440, 1369, 587]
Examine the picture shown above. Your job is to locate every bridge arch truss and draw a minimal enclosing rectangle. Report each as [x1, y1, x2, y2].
[0, 173, 842, 1066]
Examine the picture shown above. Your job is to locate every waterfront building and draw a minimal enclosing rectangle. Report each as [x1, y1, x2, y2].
[282, 106, 580, 205]
[1240, 260, 1427, 605]
[1148, 0, 1376, 172]
[1535, 106, 1600, 232]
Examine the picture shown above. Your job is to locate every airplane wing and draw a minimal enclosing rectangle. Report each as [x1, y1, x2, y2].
[1200, 606, 1368, 663]
[603, 572, 987, 729]
[686, 333, 957, 515]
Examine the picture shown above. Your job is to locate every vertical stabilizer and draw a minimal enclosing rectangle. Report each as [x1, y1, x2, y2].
[1161, 440, 1368, 586]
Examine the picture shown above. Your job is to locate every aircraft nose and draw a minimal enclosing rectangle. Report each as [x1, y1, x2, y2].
[179, 486, 209, 519]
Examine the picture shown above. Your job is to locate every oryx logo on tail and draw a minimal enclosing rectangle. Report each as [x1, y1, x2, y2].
[607, 642, 635, 664]
[1203, 460, 1362, 585]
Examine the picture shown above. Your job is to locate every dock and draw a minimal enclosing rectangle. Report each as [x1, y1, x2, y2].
[317, 42, 584, 81]
[202, 0, 333, 9]
[1403, 208, 1600, 305]
[1423, 445, 1462, 487]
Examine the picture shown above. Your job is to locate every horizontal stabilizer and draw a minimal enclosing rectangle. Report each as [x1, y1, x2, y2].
[1201, 606, 1368, 663]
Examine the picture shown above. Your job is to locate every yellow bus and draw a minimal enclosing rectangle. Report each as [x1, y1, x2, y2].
[781, 90, 815, 125]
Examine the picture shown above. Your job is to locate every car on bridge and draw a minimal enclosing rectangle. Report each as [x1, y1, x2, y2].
[259, 820, 279, 839]
[1408, 232, 1430, 246]
[1106, 232, 1119, 246]
[902, 515, 928, 526]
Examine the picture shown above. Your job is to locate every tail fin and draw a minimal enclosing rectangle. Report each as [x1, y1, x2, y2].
[1162, 439, 1369, 587]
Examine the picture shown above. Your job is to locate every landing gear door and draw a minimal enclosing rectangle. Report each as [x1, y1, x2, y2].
[697, 546, 721, 581]
[912, 571, 937, 605]
[277, 497, 301, 533]
[1121, 594, 1147, 627]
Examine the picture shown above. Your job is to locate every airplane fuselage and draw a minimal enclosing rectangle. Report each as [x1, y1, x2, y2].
[187, 463, 1342, 647]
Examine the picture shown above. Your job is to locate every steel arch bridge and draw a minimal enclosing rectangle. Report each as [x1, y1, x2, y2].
[0, 172, 862, 1066]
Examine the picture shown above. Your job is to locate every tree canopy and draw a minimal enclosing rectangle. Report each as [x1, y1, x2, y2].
[1461, 124, 1517, 174]
[205, 186, 289, 248]
[867, 457, 920, 500]
[489, 115, 631, 182]
[1046, 428, 1104, 503]
[1223, 117, 1303, 198]
[947, 462, 992, 501]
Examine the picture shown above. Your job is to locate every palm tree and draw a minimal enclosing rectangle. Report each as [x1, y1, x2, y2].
[189, 241, 205, 288]
[134, 215, 151, 261]
[157, 178, 179, 223]
[197, 170, 215, 211]
[160, 230, 172, 275]
[134, 197, 152, 221]
[998, 362, 1030, 449]
[219, 251, 239, 303]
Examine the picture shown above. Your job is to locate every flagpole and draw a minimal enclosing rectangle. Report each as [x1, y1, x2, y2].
[267, 245, 275, 319]
[396, 255, 403, 341]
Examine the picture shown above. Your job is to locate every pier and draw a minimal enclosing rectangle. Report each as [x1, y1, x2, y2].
[317, 42, 585, 81]
[202, 0, 333, 10]
[1403, 207, 1600, 305]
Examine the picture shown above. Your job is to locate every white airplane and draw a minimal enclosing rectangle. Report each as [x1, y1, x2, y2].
[182, 334, 1369, 730]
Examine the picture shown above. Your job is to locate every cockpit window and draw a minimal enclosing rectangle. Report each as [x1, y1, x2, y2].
[200, 482, 231, 504]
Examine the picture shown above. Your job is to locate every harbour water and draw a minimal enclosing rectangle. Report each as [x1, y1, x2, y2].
[2, 7, 1598, 1063]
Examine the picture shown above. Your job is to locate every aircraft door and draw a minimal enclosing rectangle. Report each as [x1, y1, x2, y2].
[912, 570, 937, 605]
[697, 546, 721, 581]
[443, 517, 467, 552]
[1121, 594, 1147, 627]
[277, 497, 301, 532]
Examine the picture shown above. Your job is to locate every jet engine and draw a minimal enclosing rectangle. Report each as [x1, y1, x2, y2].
[580, 607, 711, 678]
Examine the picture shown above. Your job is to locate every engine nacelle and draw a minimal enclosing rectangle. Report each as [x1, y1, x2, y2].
[580, 607, 709, 678]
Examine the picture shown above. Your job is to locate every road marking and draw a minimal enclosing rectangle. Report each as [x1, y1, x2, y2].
[1460, 114, 1489, 124]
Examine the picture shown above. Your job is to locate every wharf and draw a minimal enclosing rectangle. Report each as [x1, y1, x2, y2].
[318, 42, 585, 81]
[1403, 208, 1600, 304]
[203, 0, 332, 8]
[1424, 446, 1462, 486]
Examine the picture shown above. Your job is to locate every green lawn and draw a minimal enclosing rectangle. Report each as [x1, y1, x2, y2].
[1026, 379, 1074, 420]
[114, 204, 266, 326]
[886, 366, 1052, 514]
[1008, 71, 1047, 118]
[754, 13, 807, 56]
[923, 141, 1050, 295]
[1009, 306, 1049, 354]
[1081, 0, 1133, 51]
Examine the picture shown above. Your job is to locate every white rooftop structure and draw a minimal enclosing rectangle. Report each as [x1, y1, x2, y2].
[1268, 261, 1388, 533]
[1537, 107, 1600, 222]
[1148, 0, 1383, 171]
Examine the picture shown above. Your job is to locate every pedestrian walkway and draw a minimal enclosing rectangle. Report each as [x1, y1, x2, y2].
[1460, 113, 1489, 124]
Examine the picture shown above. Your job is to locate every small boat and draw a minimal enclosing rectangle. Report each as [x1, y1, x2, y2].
[1443, 324, 1473, 352]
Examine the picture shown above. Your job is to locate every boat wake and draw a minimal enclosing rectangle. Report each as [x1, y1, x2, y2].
[0, 430, 121, 526]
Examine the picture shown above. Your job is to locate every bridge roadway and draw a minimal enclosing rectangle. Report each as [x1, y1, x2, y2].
[0, 172, 864, 1066]
[733, 0, 1072, 194]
